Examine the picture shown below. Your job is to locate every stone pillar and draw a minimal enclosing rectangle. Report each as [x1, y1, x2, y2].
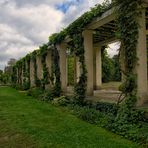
[45, 50, 52, 89]
[30, 59, 35, 87]
[95, 45, 102, 89]
[83, 30, 94, 95]
[136, 8, 148, 105]
[36, 55, 42, 80]
[93, 46, 96, 89]
[57, 43, 67, 93]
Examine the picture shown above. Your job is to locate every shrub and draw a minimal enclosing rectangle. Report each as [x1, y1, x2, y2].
[95, 102, 118, 115]
[22, 81, 30, 90]
[77, 107, 100, 124]
[40, 90, 54, 101]
[27, 87, 44, 99]
[85, 101, 118, 115]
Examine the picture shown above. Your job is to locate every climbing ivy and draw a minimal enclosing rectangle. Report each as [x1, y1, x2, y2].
[114, 0, 142, 124]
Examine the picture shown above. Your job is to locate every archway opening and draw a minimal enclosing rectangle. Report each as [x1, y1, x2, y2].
[101, 41, 121, 91]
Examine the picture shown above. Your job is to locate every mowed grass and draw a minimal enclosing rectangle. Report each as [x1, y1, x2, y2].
[0, 87, 139, 148]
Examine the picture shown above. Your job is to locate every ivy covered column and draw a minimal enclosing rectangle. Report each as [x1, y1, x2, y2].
[57, 43, 67, 93]
[30, 59, 35, 87]
[36, 55, 43, 81]
[136, 8, 148, 105]
[83, 30, 94, 95]
[95, 45, 102, 89]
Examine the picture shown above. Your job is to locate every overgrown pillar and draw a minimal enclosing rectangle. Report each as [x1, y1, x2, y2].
[83, 30, 94, 95]
[36, 55, 43, 81]
[57, 43, 67, 93]
[136, 8, 148, 105]
[30, 59, 35, 87]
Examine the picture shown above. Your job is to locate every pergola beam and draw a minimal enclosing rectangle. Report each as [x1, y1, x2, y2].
[86, 8, 116, 30]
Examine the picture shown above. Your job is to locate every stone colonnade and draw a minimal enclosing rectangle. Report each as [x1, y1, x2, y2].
[17, 7, 148, 106]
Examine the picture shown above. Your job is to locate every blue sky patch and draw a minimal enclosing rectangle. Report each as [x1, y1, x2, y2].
[56, 0, 83, 13]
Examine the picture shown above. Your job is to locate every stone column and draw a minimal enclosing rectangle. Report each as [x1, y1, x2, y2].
[136, 8, 148, 105]
[36, 55, 42, 80]
[95, 45, 102, 89]
[83, 30, 94, 95]
[45, 50, 52, 89]
[57, 43, 67, 93]
[93, 46, 96, 89]
[30, 59, 35, 87]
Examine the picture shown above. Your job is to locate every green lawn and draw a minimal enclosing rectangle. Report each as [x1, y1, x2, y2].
[0, 87, 139, 148]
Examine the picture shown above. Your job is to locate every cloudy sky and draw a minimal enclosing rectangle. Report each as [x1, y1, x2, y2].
[0, 0, 118, 70]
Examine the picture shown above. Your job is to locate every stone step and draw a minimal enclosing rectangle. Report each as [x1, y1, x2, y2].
[93, 90, 122, 103]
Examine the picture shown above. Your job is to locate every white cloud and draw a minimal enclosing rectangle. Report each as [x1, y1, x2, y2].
[0, 0, 109, 70]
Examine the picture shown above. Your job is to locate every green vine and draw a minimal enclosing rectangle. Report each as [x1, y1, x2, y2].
[115, 0, 142, 123]
[31, 50, 41, 87]
[69, 34, 87, 105]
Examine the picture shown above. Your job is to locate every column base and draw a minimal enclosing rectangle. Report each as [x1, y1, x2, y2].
[137, 92, 148, 107]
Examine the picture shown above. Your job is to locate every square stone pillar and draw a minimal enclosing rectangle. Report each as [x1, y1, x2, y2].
[57, 43, 67, 93]
[36, 55, 43, 80]
[30, 59, 35, 87]
[83, 30, 94, 96]
[136, 8, 148, 105]
[95, 45, 102, 89]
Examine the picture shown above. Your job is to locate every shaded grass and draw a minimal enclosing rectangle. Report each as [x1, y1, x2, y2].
[0, 86, 139, 148]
